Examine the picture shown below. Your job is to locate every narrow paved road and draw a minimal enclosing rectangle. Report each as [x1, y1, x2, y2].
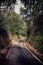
[6, 40, 43, 65]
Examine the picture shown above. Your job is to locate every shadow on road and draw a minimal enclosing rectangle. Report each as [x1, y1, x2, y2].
[17, 55, 32, 65]
[5, 45, 42, 65]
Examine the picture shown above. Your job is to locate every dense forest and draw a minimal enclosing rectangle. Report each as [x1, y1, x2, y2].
[0, 0, 43, 59]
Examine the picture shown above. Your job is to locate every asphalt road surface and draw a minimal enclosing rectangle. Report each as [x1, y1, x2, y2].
[6, 40, 43, 65]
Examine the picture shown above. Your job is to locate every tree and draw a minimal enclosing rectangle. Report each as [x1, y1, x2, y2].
[20, 7, 28, 19]
[0, 0, 16, 14]
[5, 12, 27, 36]
[0, 0, 16, 31]
[21, 0, 43, 16]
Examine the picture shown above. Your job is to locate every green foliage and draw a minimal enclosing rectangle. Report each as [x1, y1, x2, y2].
[27, 17, 34, 38]
[34, 36, 43, 44]
[27, 14, 43, 53]
[0, 12, 27, 49]
[34, 43, 43, 53]
[28, 36, 43, 44]
[5, 12, 27, 36]
[0, 14, 5, 28]
[28, 36, 43, 53]
[27, 37, 33, 44]
[20, 7, 27, 15]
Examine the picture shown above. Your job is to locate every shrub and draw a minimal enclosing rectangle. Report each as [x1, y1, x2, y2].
[34, 43, 43, 53]
[28, 36, 43, 53]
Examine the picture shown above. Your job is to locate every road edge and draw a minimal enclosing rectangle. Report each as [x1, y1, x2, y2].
[24, 43, 43, 65]
[6, 44, 13, 59]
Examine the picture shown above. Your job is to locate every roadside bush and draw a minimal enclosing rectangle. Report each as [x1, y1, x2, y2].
[34, 36, 43, 44]
[27, 14, 43, 53]
[34, 36, 43, 53]
[34, 43, 43, 53]
[28, 36, 43, 53]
